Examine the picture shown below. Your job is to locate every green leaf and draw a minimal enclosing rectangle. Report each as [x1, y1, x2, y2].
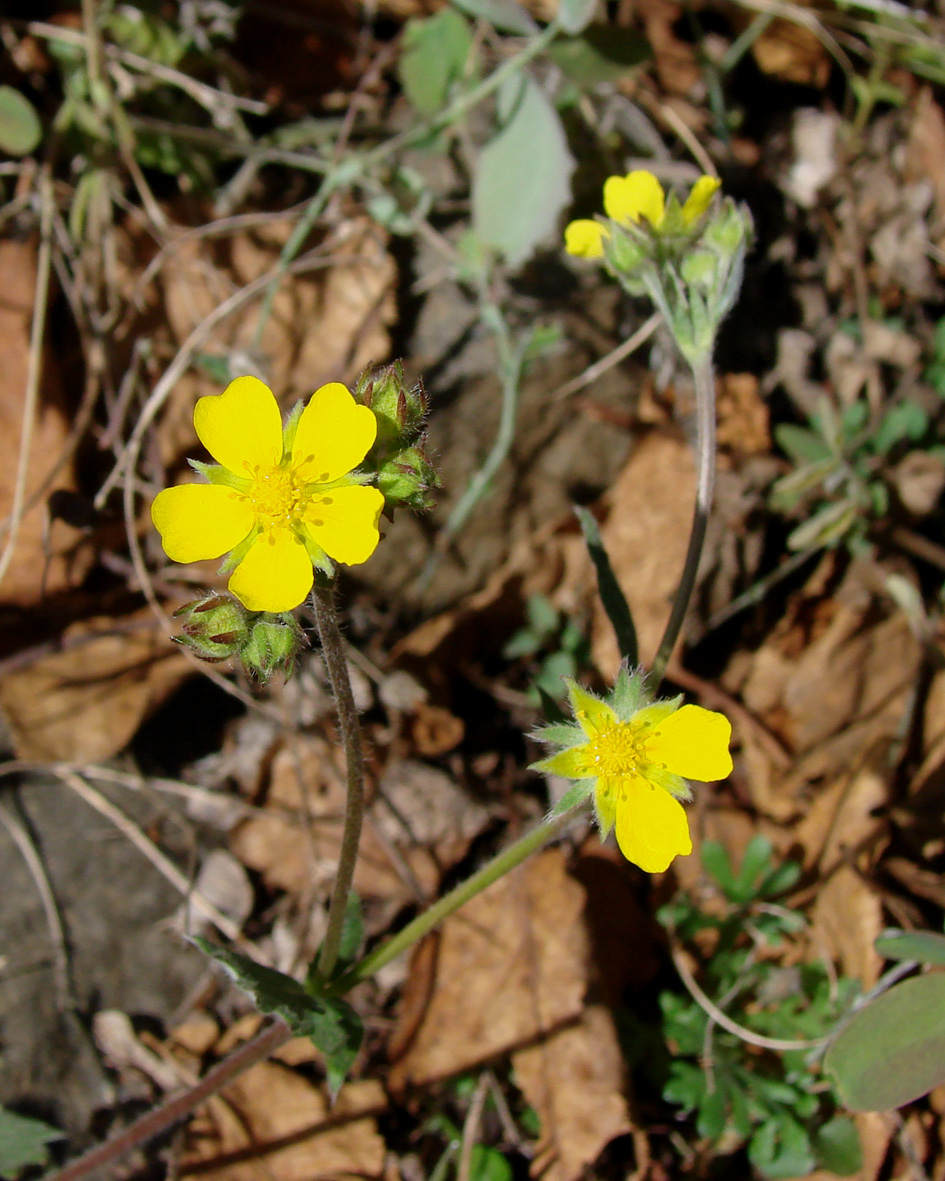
[824, 971, 945, 1110]
[398, 9, 473, 115]
[748, 1115, 816, 1179]
[469, 1144, 514, 1181]
[0, 86, 42, 157]
[0, 1107, 63, 1178]
[547, 25, 650, 85]
[700, 839, 736, 895]
[786, 498, 858, 551]
[449, 0, 536, 33]
[193, 938, 363, 1097]
[556, 0, 596, 35]
[573, 506, 637, 666]
[875, 928, 945, 967]
[774, 423, 832, 464]
[731, 834, 774, 903]
[872, 401, 928, 453]
[813, 1115, 862, 1176]
[472, 75, 575, 266]
[525, 593, 559, 636]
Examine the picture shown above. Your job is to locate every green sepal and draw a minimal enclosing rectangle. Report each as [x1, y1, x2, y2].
[530, 721, 584, 748]
[193, 937, 363, 1099]
[547, 779, 594, 818]
[611, 664, 646, 721]
[282, 400, 304, 455]
[189, 459, 249, 491]
[218, 526, 260, 574]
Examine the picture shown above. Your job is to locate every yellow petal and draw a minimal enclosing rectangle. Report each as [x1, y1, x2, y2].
[228, 528, 314, 612]
[566, 679, 617, 738]
[681, 175, 721, 225]
[193, 376, 284, 476]
[646, 704, 733, 782]
[151, 484, 253, 563]
[603, 170, 665, 227]
[614, 777, 692, 872]
[291, 383, 378, 484]
[303, 484, 384, 566]
[564, 219, 606, 258]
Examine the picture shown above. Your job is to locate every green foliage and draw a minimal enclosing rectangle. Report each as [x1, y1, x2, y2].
[399, 10, 474, 115]
[547, 25, 650, 86]
[925, 318, 945, 398]
[503, 594, 590, 702]
[0, 1107, 63, 1179]
[657, 838, 861, 1178]
[874, 927, 945, 967]
[471, 75, 575, 266]
[825, 970, 945, 1112]
[448, 0, 536, 36]
[574, 505, 637, 666]
[193, 938, 363, 1098]
[0, 87, 42, 157]
[770, 384, 937, 552]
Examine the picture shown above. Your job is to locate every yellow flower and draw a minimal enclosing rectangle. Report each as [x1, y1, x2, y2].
[564, 170, 721, 256]
[152, 376, 385, 613]
[532, 672, 732, 873]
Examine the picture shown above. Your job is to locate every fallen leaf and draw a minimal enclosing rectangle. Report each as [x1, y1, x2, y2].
[388, 849, 591, 1090]
[0, 238, 89, 607]
[0, 613, 189, 760]
[513, 1004, 633, 1181]
[181, 1063, 386, 1181]
[752, 16, 830, 88]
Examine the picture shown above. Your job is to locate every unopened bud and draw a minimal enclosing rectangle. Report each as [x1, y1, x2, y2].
[377, 441, 441, 513]
[242, 613, 308, 681]
[174, 593, 251, 663]
[355, 361, 427, 447]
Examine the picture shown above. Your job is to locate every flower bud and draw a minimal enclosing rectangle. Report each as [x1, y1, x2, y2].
[241, 613, 308, 680]
[174, 593, 251, 663]
[377, 440, 441, 513]
[355, 361, 427, 447]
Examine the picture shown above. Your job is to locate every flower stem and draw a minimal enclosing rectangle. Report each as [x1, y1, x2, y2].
[650, 353, 717, 689]
[313, 584, 366, 980]
[43, 1019, 291, 1181]
[329, 803, 586, 993]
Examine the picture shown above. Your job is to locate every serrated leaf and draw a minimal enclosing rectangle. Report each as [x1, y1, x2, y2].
[398, 9, 473, 114]
[449, 0, 536, 33]
[0, 86, 42, 157]
[749, 1115, 816, 1179]
[824, 971, 945, 1110]
[547, 25, 650, 85]
[574, 506, 637, 666]
[0, 1107, 63, 1177]
[472, 75, 575, 266]
[193, 938, 363, 1097]
[875, 928, 945, 967]
[813, 1115, 862, 1175]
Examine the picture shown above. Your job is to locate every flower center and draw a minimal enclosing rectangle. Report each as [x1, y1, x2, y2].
[248, 464, 306, 529]
[586, 722, 648, 777]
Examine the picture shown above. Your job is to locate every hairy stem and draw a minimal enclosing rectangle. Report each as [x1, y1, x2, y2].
[650, 354, 717, 689]
[330, 803, 586, 993]
[313, 584, 367, 980]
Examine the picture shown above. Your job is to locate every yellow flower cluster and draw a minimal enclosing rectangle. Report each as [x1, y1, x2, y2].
[152, 377, 384, 613]
[565, 170, 721, 259]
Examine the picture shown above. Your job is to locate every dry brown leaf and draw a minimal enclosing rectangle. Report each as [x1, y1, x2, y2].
[802, 1113, 891, 1181]
[808, 866, 883, 989]
[180, 1063, 386, 1181]
[592, 433, 696, 678]
[906, 87, 945, 234]
[513, 1004, 634, 1181]
[751, 16, 830, 87]
[388, 849, 590, 1090]
[231, 738, 486, 903]
[0, 239, 89, 607]
[716, 373, 771, 457]
[0, 613, 188, 760]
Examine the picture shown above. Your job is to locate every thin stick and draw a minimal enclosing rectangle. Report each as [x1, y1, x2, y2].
[650, 355, 717, 688]
[0, 799, 72, 1010]
[42, 1018, 291, 1181]
[313, 586, 367, 980]
[0, 167, 54, 592]
[669, 939, 826, 1053]
[550, 312, 660, 402]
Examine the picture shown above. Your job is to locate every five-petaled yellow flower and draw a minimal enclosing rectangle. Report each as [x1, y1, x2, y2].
[565, 170, 721, 259]
[532, 671, 732, 873]
[151, 377, 384, 613]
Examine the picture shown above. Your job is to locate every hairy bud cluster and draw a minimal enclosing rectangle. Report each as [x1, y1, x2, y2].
[173, 593, 307, 681]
